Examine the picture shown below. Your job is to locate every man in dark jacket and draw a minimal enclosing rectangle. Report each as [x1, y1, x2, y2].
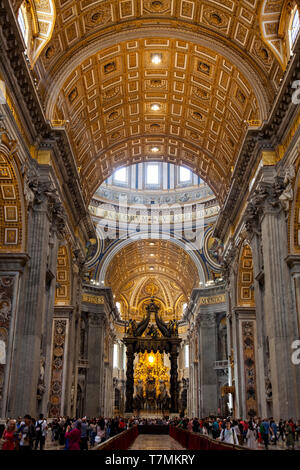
[192, 418, 200, 433]
[18, 415, 36, 450]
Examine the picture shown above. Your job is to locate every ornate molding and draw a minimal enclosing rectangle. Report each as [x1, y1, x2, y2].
[88, 312, 106, 327]
[198, 313, 216, 328]
[221, 240, 238, 283]
[48, 319, 68, 417]
[214, 43, 300, 241]
[198, 294, 226, 305]
[28, 176, 67, 237]
[245, 177, 285, 230]
[82, 294, 105, 305]
[44, 26, 273, 121]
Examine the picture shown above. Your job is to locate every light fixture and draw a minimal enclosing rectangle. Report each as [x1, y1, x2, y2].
[151, 146, 159, 153]
[149, 242, 155, 246]
[149, 266, 154, 270]
[148, 355, 154, 364]
[150, 254, 155, 257]
[151, 103, 160, 111]
[151, 53, 162, 65]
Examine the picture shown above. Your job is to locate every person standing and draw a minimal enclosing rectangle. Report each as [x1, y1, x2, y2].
[80, 417, 88, 450]
[260, 418, 270, 450]
[246, 421, 257, 450]
[232, 420, 241, 445]
[220, 420, 238, 444]
[212, 418, 220, 439]
[238, 419, 244, 445]
[34, 414, 48, 450]
[285, 419, 295, 450]
[2, 420, 17, 451]
[270, 419, 278, 446]
[18, 415, 36, 451]
[192, 418, 200, 433]
[65, 422, 81, 451]
[295, 420, 300, 441]
[278, 419, 285, 442]
[96, 418, 106, 443]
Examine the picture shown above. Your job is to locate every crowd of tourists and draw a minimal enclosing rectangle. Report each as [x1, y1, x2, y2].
[0, 413, 299, 450]
[0, 414, 130, 451]
[171, 416, 300, 450]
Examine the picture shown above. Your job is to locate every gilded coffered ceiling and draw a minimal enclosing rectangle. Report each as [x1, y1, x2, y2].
[115, 275, 189, 322]
[49, 38, 264, 203]
[36, 0, 285, 80]
[105, 239, 200, 319]
[15, 0, 287, 205]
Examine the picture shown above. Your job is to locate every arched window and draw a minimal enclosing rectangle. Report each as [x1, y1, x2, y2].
[290, 7, 300, 49]
[113, 343, 119, 368]
[17, 7, 26, 41]
[184, 344, 189, 368]
[113, 167, 128, 184]
[16, 0, 56, 65]
[146, 163, 160, 186]
[179, 166, 192, 184]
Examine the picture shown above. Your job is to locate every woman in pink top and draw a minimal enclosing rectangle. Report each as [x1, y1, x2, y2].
[65, 422, 81, 450]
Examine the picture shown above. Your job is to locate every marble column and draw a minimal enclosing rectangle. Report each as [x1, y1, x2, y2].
[245, 170, 300, 419]
[8, 166, 65, 417]
[48, 307, 73, 418]
[170, 345, 179, 413]
[66, 254, 84, 418]
[260, 184, 297, 419]
[85, 312, 106, 417]
[125, 344, 134, 413]
[198, 313, 218, 417]
[0, 254, 29, 418]
[245, 223, 269, 418]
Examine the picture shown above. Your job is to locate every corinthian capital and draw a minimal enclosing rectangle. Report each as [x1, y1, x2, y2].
[245, 177, 285, 234]
[29, 178, 56, 207]
[198, 313, 215, 328]
[220, 241, 238, 283]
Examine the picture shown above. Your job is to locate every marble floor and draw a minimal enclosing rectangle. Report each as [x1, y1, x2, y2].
[129, 434, 185, 450]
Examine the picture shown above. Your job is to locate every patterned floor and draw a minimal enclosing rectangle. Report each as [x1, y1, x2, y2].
[129, 434, 185, 450]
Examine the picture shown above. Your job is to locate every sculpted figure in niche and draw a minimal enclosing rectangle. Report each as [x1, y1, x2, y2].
[37, 356, 46, 400]
[0, 339, 6, 365]
[279, 165, 295, 215]
[133, 380, 144, 411]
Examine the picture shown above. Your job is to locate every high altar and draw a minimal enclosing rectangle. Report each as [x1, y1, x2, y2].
[123, 298, 181, 414]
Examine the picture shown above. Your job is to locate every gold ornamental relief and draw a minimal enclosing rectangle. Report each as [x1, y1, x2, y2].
[82, 294, 105, 304]
[144, 281, 159, 296]
[199, 294, 226, 305]
[143, 0, 172, 14]
[134, 351, 169, 396]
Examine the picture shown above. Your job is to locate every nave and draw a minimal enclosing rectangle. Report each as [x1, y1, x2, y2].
[129, 435, 185, 451]
[0, 0, 300, 453]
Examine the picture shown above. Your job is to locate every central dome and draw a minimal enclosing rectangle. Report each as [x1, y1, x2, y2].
[92, 162, 216, 207]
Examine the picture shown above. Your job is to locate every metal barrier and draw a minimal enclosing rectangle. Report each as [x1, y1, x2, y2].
[169, 426, 247, 451]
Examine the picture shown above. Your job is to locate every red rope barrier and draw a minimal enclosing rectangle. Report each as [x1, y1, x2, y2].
[169, 426, 247, 451]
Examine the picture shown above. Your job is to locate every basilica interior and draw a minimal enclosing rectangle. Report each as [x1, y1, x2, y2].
[0, 0, 299, 425]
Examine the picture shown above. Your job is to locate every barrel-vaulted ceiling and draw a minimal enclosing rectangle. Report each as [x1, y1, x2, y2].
[23, 0, 286, 204]
[105, 239, 200, 303]
[51, 38, 262, 203]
